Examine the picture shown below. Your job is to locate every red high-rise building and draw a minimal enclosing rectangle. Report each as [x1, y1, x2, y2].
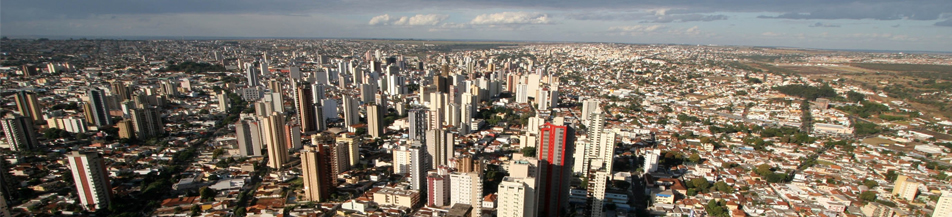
[536, 122, 574, 217]
[68, 151, 112, 211]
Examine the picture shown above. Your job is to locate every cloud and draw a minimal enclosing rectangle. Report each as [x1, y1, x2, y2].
[369, 14, 394, 25]
[649, 14, 728, 23]
[608, 25, 667, 34]
[563, 11, 727, 23]
[762, 32, 783, 37]
[756, 3, 948, 20]
[685, 26, 700, 34]
[369, 14, 448, 26]
[936, 19, 952, 27]
[470, 12, 552, 25]
[809, 22, 840, 27]
[563, 12, 650, 21]
[609, 25, 666, 32]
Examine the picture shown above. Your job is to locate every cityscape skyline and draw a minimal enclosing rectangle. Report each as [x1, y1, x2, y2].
[1, 5, 952, 214]
[3, 0, 952, 52]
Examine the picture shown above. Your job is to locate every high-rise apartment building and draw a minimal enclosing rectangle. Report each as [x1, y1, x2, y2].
[426, 129, 453, 170]
[934, 191, 952, 217]
[893, 175, 920, 201]
[261, 112, 289, 170]
[67, 151, 112, 211]
[367, 103, 385, 138]
[409, 143, 427, 191]
[498, 176, 538, 217]
[537, 122, 574, 217]
[392, 145, 411, 174]
[1, 113, 39, 152]
[427, 170, 451, 207]
[84, 88, 113, 127]
[450, 172, 483, 217]
[337, 134, 361, 168]
[644, 149, 660, 174]
[342, 96, 360, 127]
[14, 91, 43, 123]
[130, 107, 164, 139]
[236, 119, 263, 156]
[301, 145, 334, 202]
[409, 109, 428, 141]
[296, 84, 318, 133]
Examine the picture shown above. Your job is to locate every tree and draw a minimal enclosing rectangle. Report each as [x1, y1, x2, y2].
[521, 147, 536, 157]
[755, 164, 773, 176]
[847, 91, 865, 102]
[860, 191, 877, 203]
[200, 187, 216, 201]
[690, 178, 710, 192]
[714, 181, 733, 193]
[190, 205, 201, 216]
[885, 170, 899, 182]
[212, 148, 225, 159]
[689, 153, 701, 163]
[863, 180, 878, 188]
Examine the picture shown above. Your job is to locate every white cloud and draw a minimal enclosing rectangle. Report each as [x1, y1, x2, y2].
[470, 12, 552, 25]
[608, 25, 666, 32]
[762, 32, 783, 36]
[369, 14, 448, 26]
[686, 26, 699, 34]
[369, 14, 393, 25]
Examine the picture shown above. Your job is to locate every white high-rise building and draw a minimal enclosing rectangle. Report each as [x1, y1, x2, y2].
[934, 190, 952, 217]
[387, 75, 407, 96]
[498, 177, 537, 217]
[580, 100, 599, 122]
[392, 145, 411, 174]
[644, 149, 660, 174]
[450, 172, 483, 216]
[527, 116, 544, 136]
[446, 103, 461, 128]
[498, 155, 540, 217]
[536, 88, 557, 111]
[515, 84, 529, 104]
[526, 74, 541, 98]
[409, 143, 427, 190]
[590, 171, 611, 217]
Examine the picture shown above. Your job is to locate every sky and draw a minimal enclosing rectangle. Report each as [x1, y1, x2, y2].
[2, 0, 952, 52]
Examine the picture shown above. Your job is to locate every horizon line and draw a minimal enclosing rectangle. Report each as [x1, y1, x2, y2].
[3, 34, 951, 54]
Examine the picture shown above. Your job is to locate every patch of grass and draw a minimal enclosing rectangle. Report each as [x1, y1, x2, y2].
[849, 63, 952, 73]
